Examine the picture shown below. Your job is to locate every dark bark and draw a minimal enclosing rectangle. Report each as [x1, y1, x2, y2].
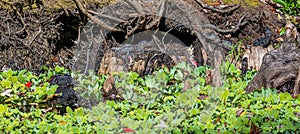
[245, 48, 300, 93]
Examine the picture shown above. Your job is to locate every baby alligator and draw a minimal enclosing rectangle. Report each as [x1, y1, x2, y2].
[49, 74, 78, 111]
[253, 28, 272, 47]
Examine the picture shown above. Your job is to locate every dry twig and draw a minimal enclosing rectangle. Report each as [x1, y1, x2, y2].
[87, 10, 126, 23]
[26, 27, 42, 46]
[7, 21, 10, 37]
[73, 0, 121, 32]
[14, 8, 26, 34]
[152, 35, 165, 53]
[195, 0, 240, 14]
[125, 16, 146, 39]
[145, 0, 167, 30]
[203, 14, 248, 34]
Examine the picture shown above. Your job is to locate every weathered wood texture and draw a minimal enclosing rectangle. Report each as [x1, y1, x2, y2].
[245, 48, 300, 93]
[78, 0, 226, 86]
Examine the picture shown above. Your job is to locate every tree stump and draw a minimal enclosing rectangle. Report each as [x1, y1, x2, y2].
[245, 48, 300, 93]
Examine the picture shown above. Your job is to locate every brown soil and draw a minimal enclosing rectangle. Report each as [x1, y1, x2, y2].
[0, 0, 287, 74]
[2, 0, 300, 117]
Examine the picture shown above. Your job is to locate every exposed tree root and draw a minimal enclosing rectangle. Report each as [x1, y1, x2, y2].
[73, 0, 121, 32]
[203, 14, 248, 34]
[195, 0, 240, 14]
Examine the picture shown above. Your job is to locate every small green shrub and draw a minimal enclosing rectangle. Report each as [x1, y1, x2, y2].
[0, 63, 300, 133]
[273, 0, 300, 16]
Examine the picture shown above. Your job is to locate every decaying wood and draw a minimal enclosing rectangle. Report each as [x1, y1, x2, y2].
[131, 60, 146, 74]
[242, 45, 274, 70]
[245, 22, 300, 94]
[211, 46, 225, 86]
[124, 16, 146, 39]
[280, 22, 298, 50]
[98, 51, 125, 74]
[245, 48, 300, 93]
[293, 66, 300, 97]
[102, 75, 118, 101]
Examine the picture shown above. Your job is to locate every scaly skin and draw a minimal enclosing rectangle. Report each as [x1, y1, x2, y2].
[50, 74, 78, 110]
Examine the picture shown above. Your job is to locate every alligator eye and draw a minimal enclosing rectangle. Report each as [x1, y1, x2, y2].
[53, 79, 58, 84]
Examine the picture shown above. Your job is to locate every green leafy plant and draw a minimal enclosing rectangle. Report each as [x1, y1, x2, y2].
[1, 62, 300, 133]
[273, 0, 300, 15]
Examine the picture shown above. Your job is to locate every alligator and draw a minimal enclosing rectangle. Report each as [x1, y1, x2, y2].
[49, 74, 79, 113]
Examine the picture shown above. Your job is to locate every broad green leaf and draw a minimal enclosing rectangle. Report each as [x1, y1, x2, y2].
[273, 0, 286, 6]
[75, 108, 84, 116]
[174, 70, 184, 81]
[145, 77, 158, 88]
[128, 72, 139, 80]
[35, 109, 42, 117]
[0, 105, 8, 114]
[35, 87, 47, 98]
[1, 80, 12, 88]
[66, 107, 73, 115]
[121, 118, 138, 129]
[8, 76, 18, 83]
[279, 92, 292, 102]
[3, 69, 13, 78]
[47, 85, 57, 96]
[55, 66, 65, 73]
[220, 89, 229, 103]
[164, 96, 175, 102]
[232, 94, 242, 104]
[280, 27, 285, 36]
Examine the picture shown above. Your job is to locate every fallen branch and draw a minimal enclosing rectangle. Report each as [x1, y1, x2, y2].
[203, 14, 248, 34]
[73, 0, 121, 32]
[87, 10, 125, 23]
[14, 8, 26, 34]
[152, 35, 166, 53]
[195, 0, 240, 14]
[7, 21, 10, 37]
[26, 26, 42, 46]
